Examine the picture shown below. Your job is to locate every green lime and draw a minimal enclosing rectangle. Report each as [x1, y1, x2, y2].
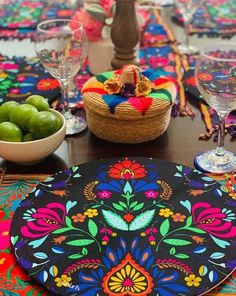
[23, 133, 34, 142]
[10, 104, 38, 131]
[25, 95, 50, 111]
[0, 122, 23, 142]
[0, 101, 20, 123]
[28, 111, 60, 140]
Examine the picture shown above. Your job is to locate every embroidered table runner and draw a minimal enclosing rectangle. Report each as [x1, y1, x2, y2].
[0, 0, 75, 40]
[172, 0, 236, 38]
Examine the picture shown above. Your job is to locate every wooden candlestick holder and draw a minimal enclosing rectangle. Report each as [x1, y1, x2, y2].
[111, 0, 140, 69]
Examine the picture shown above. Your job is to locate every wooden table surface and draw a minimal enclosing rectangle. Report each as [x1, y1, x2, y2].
[1, 101, 234, 175]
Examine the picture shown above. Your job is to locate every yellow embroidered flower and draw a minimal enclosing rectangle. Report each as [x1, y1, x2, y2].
[108, 264, 148, 293]
[104, 76, 122, 94]
[135, 77, 152, 97]
[229, 192, 236, 200]
[159, 208, 173, 218]
[84, 208, 98, 218]
[55, 274, 72, 287]
[184, 274, 202, 287]
[0, 72, 7, 79]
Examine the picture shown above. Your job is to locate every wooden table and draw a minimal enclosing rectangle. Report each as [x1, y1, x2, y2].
[1, 101, 234, 174]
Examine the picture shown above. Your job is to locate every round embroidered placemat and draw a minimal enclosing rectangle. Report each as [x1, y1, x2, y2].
[10, 157, 236, 296]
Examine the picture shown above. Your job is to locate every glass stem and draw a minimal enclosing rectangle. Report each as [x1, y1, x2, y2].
[184, 19, 190, 48]
[215, 114, 226, 156]
[60, 81, 72, 120]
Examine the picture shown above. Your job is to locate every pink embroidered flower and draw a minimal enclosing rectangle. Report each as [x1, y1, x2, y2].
[0, 220, 11, 250]
[21, 203, 66, 238]
[145, 190, 158, 199]
[72, 11, 103, 41]
[192, 202, 236, 238]
[98, 190, 112, 199]
[10, 88, 20, 94]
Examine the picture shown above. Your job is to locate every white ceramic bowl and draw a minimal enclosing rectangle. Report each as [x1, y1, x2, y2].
[0, 109, 66, 164]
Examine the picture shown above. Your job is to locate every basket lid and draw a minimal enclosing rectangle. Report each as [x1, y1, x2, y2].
[82, 65, 177, 120]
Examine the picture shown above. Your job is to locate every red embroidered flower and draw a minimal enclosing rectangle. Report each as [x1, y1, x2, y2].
[0, 252, 15, 274]
[36, 79, 59, 91]
[185, 76, 196, 87]
[197, 73, 212, 81]
[108, 158, 147, 180]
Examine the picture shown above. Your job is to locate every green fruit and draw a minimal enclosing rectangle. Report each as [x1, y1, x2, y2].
[10, 104, 38, 131]
[28, 111, 60, 139]
[23, 133, 33, 142]
[0, 101, 20, 123]
[0, 122, 23, 142]
[25, 95, 50, 111]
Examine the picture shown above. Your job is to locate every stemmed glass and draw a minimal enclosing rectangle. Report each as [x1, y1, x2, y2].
[174, 0, 202, 55]
[194, 42, 236, 173]
[35, 19, 88, 135]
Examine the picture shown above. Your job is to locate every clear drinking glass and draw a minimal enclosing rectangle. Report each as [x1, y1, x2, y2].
[194, 42, 236, 173]
[35, 19, 88, 135]
[174, 0, 202, 55]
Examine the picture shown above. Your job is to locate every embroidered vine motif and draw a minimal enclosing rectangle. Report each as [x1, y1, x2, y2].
[10, 158, 236, 295]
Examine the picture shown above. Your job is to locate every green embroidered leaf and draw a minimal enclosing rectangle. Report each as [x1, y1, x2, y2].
[113, 203, 124, 211]
[129, 209, 155, 231]
[176, 165, 183, 172]
[102, 210, 128, 231]
[163, 239, 192, 246]
[72, 166, 78, 173]
[119, 201, 128, 209]
[160, 219, 170, 236]
[52, 227, 70, 234]
[68, 254, 84, 259]
[130, 201, 138, 208]
[170, 247, 176, 255]
[185, 216, 193, 227]
[65, 216, 72, 227]
[186, 227, 206, 234]
[82, 247, 88, 255]
[66, 239, 94, 246]
[133, 203, 144, 211]
[88, 219, 98, 237]
[174, 254, 190, 259]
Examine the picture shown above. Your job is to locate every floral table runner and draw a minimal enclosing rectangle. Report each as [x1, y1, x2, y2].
[0, 0, 75, 40]
[1, 159, 236, 295]
[172, 0, 236, 38]
[0, 54, 60, 104]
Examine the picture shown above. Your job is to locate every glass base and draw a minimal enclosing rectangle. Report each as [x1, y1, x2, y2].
[194, 149, 236, 174]
[177, 44, 199, 55]
[65, 116, 87, 135]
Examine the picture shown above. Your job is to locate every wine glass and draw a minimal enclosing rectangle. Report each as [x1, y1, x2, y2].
[194, 42, 236, 173]
[35, 19, 88, 135]
[174, 0, 202, 55]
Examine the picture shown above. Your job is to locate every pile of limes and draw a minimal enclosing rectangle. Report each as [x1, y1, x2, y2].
[0, 95, 62, 142]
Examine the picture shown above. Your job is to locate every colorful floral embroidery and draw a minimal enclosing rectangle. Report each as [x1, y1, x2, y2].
[10, 158, 236, 295]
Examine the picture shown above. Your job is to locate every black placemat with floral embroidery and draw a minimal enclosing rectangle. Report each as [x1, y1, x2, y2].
[10, 157, 236, 296]
[0, 55, 60, 104]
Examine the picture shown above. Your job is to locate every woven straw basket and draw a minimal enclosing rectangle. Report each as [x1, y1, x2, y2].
[82, 66, 177, 144]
